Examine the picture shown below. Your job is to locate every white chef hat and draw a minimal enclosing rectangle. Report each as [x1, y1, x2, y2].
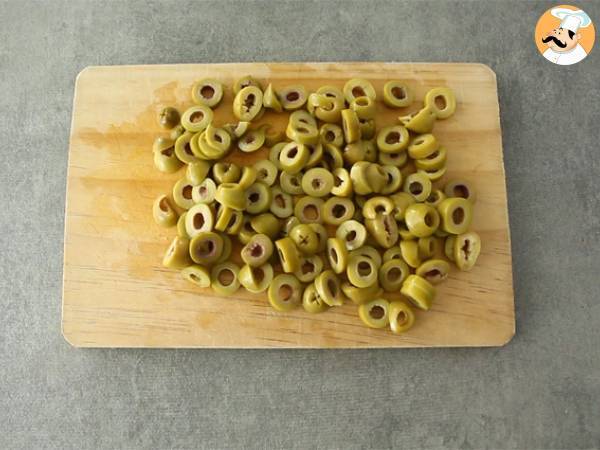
[551, 8, 592, 33]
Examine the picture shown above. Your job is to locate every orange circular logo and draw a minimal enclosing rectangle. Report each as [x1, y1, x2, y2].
[535, 5, 595, 65]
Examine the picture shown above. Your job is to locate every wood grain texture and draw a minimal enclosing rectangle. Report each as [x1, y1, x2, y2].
[62, 62, 514, 348]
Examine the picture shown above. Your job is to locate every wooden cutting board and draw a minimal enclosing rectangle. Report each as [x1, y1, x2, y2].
[62, 62, 514, 348]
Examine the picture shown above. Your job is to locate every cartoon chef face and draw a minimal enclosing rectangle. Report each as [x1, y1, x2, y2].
[542, 27, 580, 52]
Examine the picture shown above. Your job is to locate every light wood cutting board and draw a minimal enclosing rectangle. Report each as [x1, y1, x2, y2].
[62, 62, 514, 348]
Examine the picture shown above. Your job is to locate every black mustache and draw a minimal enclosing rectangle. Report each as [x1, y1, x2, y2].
[542, 35, 567, 48]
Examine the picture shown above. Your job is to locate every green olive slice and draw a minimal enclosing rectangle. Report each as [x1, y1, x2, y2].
[152, 195, 178, 228]
[233, 86, 263, 121]
[185, 203, 214, 238]
[181, 265, 211, 288]
[294, 196, 324, 224]
[239, 263, 274, 293]
[189, 231, 224, 265]
[191, 78, 224, 107]
[336, 220, 367, 251]
[327, 237, 349, 274]
[245, 182, 272, 214]
[378, 259, 410, 292]
[294, 254, 324, 283]
[383, 81, 413, 108]
[315, 270, 345, 306]
[343, 78, 376, 103]
[270, 186, 293, 218]
[302, 283, 329, 314]
[211, 262, 240, 295]
[181, 105, 213, 133]
[320, 124, 344, 148]
[358, 299, 390, 329]
[212, 162, 241, 184]
[238, 128, 266, 153]
[192, 178, 217, 205]
[279, 85, 307, 110]
[268, 274, 302, 312]
[162, 236, 192, 269]
[389, 301, 416, 334]
[172, 177, 195, 210]
[241, 234, 274, 267]
[301, 167, 334, 197]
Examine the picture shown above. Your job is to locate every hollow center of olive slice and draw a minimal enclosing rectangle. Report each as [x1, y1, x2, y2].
[248, 192, 260, 203]
[287, 147, 298, 158]
[275, 194, 286, 208]
[258, 169, 268, 179]
[424, 212, 434, 227]
[427, 150, 439, 160]
[161, 147, 174, 157]
[325, 131, 335, 142]
[279, 284, 293, 301]
[218, 269, 234, 286]
[396, 310, 408, 324]
[425, 269, 441, 279]
[286, 91, 300, 102]
[198, 240, 215, 256]
[252, 267, 265, 284]
[383, 216, 393, 235]
[391, 86, 406, 99]
[387, 267, 402, 282]
[435, 95, 447, 110]
[189, 273, 202, 283]
[245, 134, 255, 144]
[351, 86, 366, 98]
[370, 305, 385, 319]
[311, 179, 322, 189]
[327, 279, 337, 297]
[214, 133, 223, 143]
[243, 94, 256, 112]
[332, 204, 346, 218]
[193, 213, 205, 229]
[409, 182, 423, 195]
[453, 185, 469, 198]
[334, 175, 343, 187]
[159, 197, 169, 212]
[427, 193, 439, 203]
[303, 205, 319, 221]
[199, 186, 207, 196]
[290, 176, 300, 187]
[200, 85, 215, 99]
[461, 239, 471, 259]
[357, 261, 372, 276]
[452, 207, 464, 224]
[301, 261, 315, 274]
[249, 243, 263, 258]
[182, 185, 193, 200]
[330, 248, 338, 264]
[227, 214, 237, 228]
[189, 111, 204, 123]
[385, 132, 400, 144]
[346, 230, 357, 242]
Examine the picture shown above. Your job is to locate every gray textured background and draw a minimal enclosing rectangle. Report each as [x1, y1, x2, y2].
[1, 0, 599, 449]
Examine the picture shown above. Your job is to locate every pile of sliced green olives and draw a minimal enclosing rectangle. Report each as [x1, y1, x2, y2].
[152, 75, 482, 335]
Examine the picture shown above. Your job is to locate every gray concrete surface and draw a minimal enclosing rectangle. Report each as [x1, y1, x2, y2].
[1, 0, 599, 448]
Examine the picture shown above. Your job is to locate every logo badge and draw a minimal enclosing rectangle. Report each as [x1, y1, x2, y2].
[535, 5, 595, 65]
